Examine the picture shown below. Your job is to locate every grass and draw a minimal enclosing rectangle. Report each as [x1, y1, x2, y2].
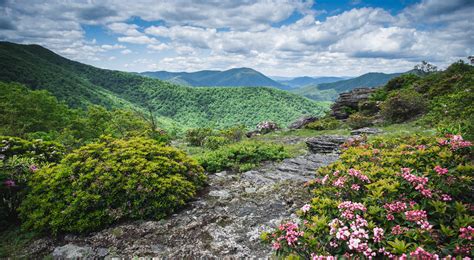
[0, 226, 38, 258]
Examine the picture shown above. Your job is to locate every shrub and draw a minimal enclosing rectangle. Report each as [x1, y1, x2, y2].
[0, 136, 64, 229]
[185, 127, 213, 146]
[347, 112, 373, 129]
[197, 140, 289, 173]
[385, 74, 420, 91]
[381, 88, 427, 123]
[262, 134, 473, 258]
[203, 136, 230, 150]
[19, 136, 206, 234]
[305, 117, 343, 131]
[218, 125, 246, 142]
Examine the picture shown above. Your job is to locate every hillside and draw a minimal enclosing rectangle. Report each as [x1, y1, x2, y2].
[278, 76, 348, 89]
[0, 42, 327, 130]
[141, 68, 286, 89]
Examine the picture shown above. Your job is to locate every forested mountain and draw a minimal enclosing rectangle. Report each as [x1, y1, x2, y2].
[0, 42, 327, 129]
[278, 76, 348, 89]
[292, 72, 404, 101]
[140, 67, 286, 89]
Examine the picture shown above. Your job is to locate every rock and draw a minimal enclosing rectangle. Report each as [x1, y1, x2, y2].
[209, 190, 231, 200]
[246, 121, 279, 137]
[289, 116, 319, 129]
[350, 127, 382, 136]
[306, 135, 347, 153]
[331, 88, 376, 119]
[52, 244, 93, 259]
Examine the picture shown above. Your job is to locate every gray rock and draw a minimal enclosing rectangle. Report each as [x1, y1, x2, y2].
[306, 135, 347, 153]
[289, 116, 319, 129]
[331, 88, 376, 119]
[52, 244, 93, 259]
[350, 127, 382, 135]
[209, 190, 231, 200]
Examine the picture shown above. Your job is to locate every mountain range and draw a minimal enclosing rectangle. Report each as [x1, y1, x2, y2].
[0, 41, 328, 130]
[141, 68, 286, 89]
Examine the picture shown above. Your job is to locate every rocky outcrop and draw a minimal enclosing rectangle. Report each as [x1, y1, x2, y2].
[331, 88, 376, 119]
[289, 116, 319, 129]
[306, 135, 347, 153]
[24, 148, 340, 258]
[351, 127, 382, 136]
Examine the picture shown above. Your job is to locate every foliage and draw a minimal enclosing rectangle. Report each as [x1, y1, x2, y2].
[263, 134, 473, 258]
[186, 125, 246, 149]
[380, 88, 427, 123]
[0, 42, 328, 130]
[305, 117, 343, 131]
[19, 137, 206, 234]
[347, 112, 373, 129]
[385, 74, 420, 92]
[0, 136, 64, 229]
[185, 128, 214, 146]
[197, 140, 289, 173]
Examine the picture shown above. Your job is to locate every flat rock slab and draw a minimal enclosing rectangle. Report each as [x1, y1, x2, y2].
[306, 135, 347, 154]
[24, 153, 338, 259]
[351, 127, 382, 136]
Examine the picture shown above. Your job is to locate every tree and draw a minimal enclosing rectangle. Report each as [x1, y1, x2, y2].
[414, 61, 438, 74]
[468, 55, 474, 65]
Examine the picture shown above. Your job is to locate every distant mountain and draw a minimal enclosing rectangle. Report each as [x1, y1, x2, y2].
[0, 41, 328, 130]
[279, 76, 349, 89]
[141, 68, 287, 89]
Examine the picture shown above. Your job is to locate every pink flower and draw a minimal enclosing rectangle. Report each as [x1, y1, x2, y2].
[333, 176, 346, 188]
[348, 168, 370, 183]
[272, 242, 281, 250]
[386, 214, 394, 221]
[4, 179, 15, 187]
[321, 174, 329, 185]
[373, 227, 384, 242]
[333, 170, 340, 176]
[351, 184, 360, 191]
[384, 201, 407, 213]
[405, 210, 427, 222]
[391, 225, 408, 235]
[441, 194, 452, 201]
[301, 204, 311, 213]
[29, 164, 38, 172]
[410, 247, 438, 259]
[338, 201, 366, 220]
[459, 226, 474, 240]
[434, 165, 448, 175]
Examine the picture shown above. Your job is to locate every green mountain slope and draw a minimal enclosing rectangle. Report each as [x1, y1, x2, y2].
[0, 42, 328, 129]
[278, 76, 348, 89]
[141, 67, 287, 89]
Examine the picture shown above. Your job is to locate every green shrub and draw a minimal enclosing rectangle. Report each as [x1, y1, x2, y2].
[204, 136, 230, 149]
[19, 136, 206, 234]
[381, 88, 426, 123]
[385, 74, 420, 91]
[197, 140, 289, 173]
[218, 125, 246, 142]
[185, 127, 214, 146]
[305, 117, 343, 131]
[0, 136, 63, 229]
[347, 112, 373, 129]
[263, 134, 473, 258]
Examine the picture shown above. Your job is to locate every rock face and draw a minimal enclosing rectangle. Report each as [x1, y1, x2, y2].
[289, 116, 319, 129]
[331, 88, 376, 119]
[306, 135, 347, 154]
[350, 127, 383, 136]
[25, 151, 339, 259]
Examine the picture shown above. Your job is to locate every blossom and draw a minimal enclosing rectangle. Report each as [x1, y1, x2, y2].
[434, 165, 448, 175]
[333, 176, 346, 188]
[384, 201, 407, 213]
[391, 225, 408, 235]
[405, 210, 428, 222]
[29, 164, 38, 172]
[459, 226, 473, 240]
[386, 214, 394, 221]
[441, 194, 452, 201]
[348, 168, 370, 183]
[336, 226, 351, 240]
[373, 227, 384, 242]
[338, 201, 366, 220]
[279, 222, 304, 246]
[301, 204, 311, 213]
[321, 174, 329, 185]
[4, 179, 15, 187]
[351, 184, 360, 191]
[272, 242, 281, 250]
[311, 254, 336, 260]
[410, 247, 438, 259]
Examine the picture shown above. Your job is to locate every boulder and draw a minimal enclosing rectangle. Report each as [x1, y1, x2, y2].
[52, 244, 93, 259]
[246, 121, 279, 137]
[306, 135, 347, 154]
[289, 116, 319, 129]
[331, 88, 376, 119]
[350, 127, 382, 136]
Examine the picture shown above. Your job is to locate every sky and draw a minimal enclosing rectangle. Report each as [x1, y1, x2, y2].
[0, 0, 472, 77]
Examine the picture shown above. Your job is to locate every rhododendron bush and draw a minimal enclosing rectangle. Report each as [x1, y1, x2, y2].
[262, 134, 473, 258]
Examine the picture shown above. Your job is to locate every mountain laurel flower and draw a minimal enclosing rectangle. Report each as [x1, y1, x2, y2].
[29, 164, 38, 172]
[348, 168, 370, 183]
[321, 174, 329, 185]
[410, 247, 438, 259]
[434, 165, 448, 175]
[373, 227, 384, 242]
[391, 225, 408, 235]
[333, 176, 346, 188]
[459, 226, 473, 240]
[441, 194, 452, 201]
[301, 204, 311, 213]
[272, 242, 281, 250]
[384, 201, 407, 213]
[4, 179, 16, 187]
[405, 210, 428, 222]
[351, 184, 360, 191]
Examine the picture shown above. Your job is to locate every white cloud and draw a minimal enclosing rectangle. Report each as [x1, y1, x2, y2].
[117, 35, 158, 44]
[120, 49, 132, 54]
[101, 44, 126, 50]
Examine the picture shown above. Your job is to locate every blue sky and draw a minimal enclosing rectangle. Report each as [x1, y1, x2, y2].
[0, 0, 472, 76]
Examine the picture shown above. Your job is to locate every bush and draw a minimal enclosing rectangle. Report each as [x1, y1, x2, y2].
[385, 74, 420, 91]
[204, 136, 230, 150]
[347, 112, 373, 129]
[381, 88, 426, 123]
[19, 136, 206, 234]
[197, 140, 289, 173]
[185, 127, 213, 146]
[305, 117, 343, 131]
[262, 134, 473, 258]
[0, 136, 64, 229]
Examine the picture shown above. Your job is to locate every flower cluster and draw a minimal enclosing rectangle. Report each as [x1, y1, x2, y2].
[332, 176, 346, 188]
[434, 165, 448, 175]
[330, 214, 376, 257]
[347, 168, 370, 183]
[391, 225, 409, 235]
[310, 254, 335, 260]
[4, 179, 16, 187]
[459, 226, 473, 240]
[405, 210, 432, 230]
[373, 227, 384, 243]
[338, 201, 366, 220]
[410, 247, 439, 259]
[301, 204, 311, 213]
[401, 168, 432, 198]
[276, 222, 304, 247]
[438, 134, 472, 150]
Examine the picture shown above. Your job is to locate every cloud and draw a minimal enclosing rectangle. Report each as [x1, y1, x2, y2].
[78, 5, 117, 21]
[101, 44, 125, 50]
[121, 49, 132, 54]
[0, 17, 15, 30]
[118, 35, 158, 44]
